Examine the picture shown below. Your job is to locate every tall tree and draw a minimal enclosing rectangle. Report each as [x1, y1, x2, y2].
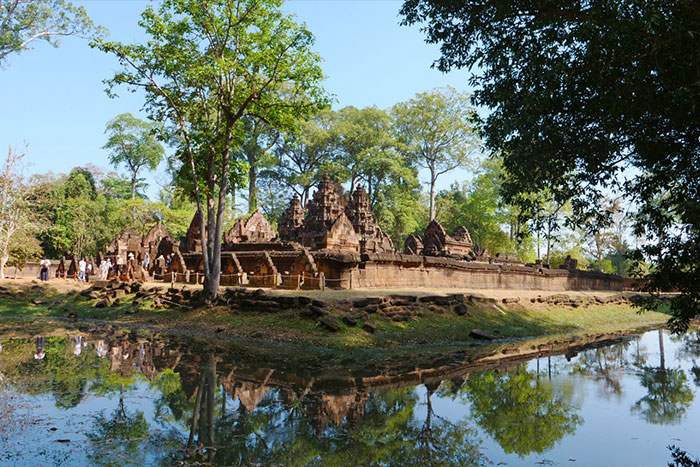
[103, 113, 164, 200]
[235, 116, 279, 213]
[0, 0, 104, 65]
[0, 143, 34, 278]
[335, 106, 402, 201]
[271, 110, 337, 206]
[93, 0, 327, 301]
[400, 0, 700, 331]
[392, 87, 480, 221]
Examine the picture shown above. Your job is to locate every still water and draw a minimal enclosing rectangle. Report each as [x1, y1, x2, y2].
[0, 328, 698, 466]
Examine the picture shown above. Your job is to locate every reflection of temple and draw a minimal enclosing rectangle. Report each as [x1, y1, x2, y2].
[100, 174, 622, 291]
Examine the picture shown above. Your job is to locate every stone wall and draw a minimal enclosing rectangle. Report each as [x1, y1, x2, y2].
[310, 253, 623, 291]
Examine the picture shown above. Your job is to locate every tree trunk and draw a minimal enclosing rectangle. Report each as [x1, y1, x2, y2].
[429, 171, 437, 221]
[248, 165, 257, 213]
[130, 170, 137, 199]
[658, 328, 666, 371]
[205, 353, 216, 451]
[546, 218, 552, 265]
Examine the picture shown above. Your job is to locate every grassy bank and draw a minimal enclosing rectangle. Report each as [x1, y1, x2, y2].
[0, 279, 672, 350]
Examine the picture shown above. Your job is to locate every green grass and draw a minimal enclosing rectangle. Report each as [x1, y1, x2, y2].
[0, 283, 671, 350]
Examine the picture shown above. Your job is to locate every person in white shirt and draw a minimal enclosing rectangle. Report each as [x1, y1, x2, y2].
[39, 258, 51, 281]
[78, 258, 87, 282]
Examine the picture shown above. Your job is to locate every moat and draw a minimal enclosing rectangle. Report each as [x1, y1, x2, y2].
[0, 328, 698, 466]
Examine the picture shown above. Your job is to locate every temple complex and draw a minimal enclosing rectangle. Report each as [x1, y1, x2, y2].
[95, 174, 623, 291]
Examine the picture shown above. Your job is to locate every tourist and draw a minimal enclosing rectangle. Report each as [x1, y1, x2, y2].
[143, 252, 150, 270]
[34, 337, 45, 360]
[95, 340, 108, 359]
[115, 255, 124, 277]
[39, 258, 51, 281]
[166, 254, 172, 268]
[99, 259, 110, 280]
[78, 257, 87, 282]
[73, 336, 83, 357]
[86, 261, 93, 281]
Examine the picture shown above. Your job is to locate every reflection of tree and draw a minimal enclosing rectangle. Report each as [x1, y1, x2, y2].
[462, 367, 582, 457]
[17, 337, 110, 409]
[632, 368, 694, 425]
[631, 330, 694, 425]
[676, 331, 700, 387]
[391, 383, 484, 466]
[572, 342, 629, 399]
[87, 371, 152, 466]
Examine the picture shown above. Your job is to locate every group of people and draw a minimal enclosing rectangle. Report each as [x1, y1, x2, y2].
[35, 251, 173, 283]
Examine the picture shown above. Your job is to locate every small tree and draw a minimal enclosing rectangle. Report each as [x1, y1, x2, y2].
[392, 87, 480, 221]
[93, 0, 327, 301]
[0, 0, 105, 66]
[103, 113, 164, 200]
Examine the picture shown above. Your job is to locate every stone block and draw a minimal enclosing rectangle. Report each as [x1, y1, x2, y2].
[319, 316, 340, 332]
[469, 329, 496, 340]
[95, 298, 111, 308]
[362, 321, 377, 333]
[342, 315, 357, 327]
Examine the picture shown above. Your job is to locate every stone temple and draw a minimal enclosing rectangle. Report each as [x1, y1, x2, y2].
[101, 174, 622, 291]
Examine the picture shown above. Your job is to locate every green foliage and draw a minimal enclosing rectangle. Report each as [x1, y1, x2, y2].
[632, 368, 694, 425]
[392, 86, 480, 220]
[25, 167, 196, 258]
[462, 367, 582, 457]
[270, 109, 339, 206]
[0, 0, 106, 65]
[7, 229, 42, 271]
[101, 173, 148, 200]
[103, 113, 164, 200]
[434, 158, 532, 257]
[400, 0, 700, 331]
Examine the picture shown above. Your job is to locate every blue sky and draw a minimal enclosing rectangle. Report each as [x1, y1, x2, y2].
[0, 0, 476, 203]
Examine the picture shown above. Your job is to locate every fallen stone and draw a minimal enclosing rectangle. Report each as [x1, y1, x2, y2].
[433, 296, 453, 306]
[502, 297, 520, 304]
[309, 305, 328, 317]
[454, 304, 470, 316]
[342, 315, 357, 327]
[87, 291, 101, 300]
[276, 296, 298, 308]
[353, 297, 382, 308]
[95, 298, 111, 308]
[389, 311, 412, 322]
[113, 289, 126, 298]
[252, 288, 266, 298]
[297, 296, 312, 306]
[469, 329, 496, 340]
[319, 316, 340, 332]
[311, 299, 328, 309]
[362, 321, 377, 333]
[364, 304, 379, 313]
[31, 298, 47, 305]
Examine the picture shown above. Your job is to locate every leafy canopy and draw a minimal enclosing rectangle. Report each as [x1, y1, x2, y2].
[0, 0, 105, 65]
[401, 0, 700, 331]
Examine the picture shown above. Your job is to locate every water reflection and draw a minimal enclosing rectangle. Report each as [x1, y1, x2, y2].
[0, 328, 698, 466]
